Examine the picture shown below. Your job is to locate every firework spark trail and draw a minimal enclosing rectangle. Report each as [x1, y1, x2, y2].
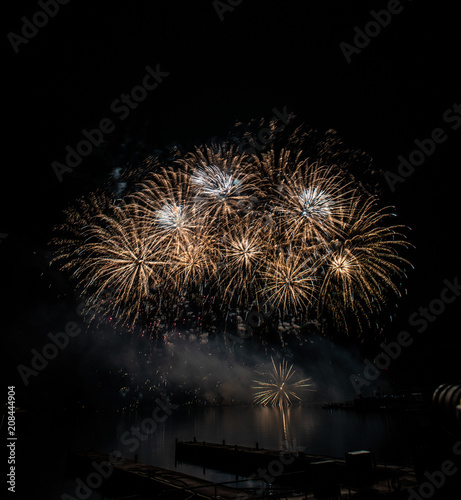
[219, 217, 270, 305]
[132, 166, 198, 246]
[183, 145, 265, 221]
[74, 203, 170, 322]
[50, 190, 115, 272]
[319, 194, 411, 332]
[273, 157, 352, 244]
[260, 251, 318, 315]
[252, 357, 313, 407]
[50, 126, 411, 337]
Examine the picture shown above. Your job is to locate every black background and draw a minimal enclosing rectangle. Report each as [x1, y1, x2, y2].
[2, 0, 461, 496]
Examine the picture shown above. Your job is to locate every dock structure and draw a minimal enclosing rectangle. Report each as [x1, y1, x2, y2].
[176, 440, 419, 497]
[67, 450, 259, 499]
[176, 439, 311, 475]
[66, 445, 419, 499]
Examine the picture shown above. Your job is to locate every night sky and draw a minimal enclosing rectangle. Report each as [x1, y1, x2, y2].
[3, 1, 461, 408]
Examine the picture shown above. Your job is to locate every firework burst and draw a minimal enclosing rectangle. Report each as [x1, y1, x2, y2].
[274, 157, 351, 244]
[182, 145, 263, 221]
[252, 357, 313, 407]
[133, 166, 198, 245]
[50, 119, 412, 339]
[50, 190, 114, 273]
[260, 251, 318, 315]
[319, 194, 411, 332]
[219, 217, 269, 305]
[171, 232, 218, 291]
[57, 202, 168, 323]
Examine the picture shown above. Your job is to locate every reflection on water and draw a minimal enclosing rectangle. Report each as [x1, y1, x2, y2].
[65, 405, 429, 484]
[280, 406, 291, 449]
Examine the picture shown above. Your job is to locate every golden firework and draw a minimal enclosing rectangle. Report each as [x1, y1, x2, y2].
[319, 194, 411, 333]
[63, 202, 167, 323]
[252, 357, 313, 407]
[274, 158, 351, 244]
[182, 145, 264, 221]
[219, 217, 269, 305]
[50, 125, 411, 337]
[259, 251, 318, 316]
[132, 166, 199, 247]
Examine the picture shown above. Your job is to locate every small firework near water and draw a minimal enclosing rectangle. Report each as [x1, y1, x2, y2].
[50, 115, 412, 341]
[252, 357, 313, 407]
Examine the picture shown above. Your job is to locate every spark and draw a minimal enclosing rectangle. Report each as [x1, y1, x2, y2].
[252, 357, 313, 407]
[50, 126, 411, 337]
[319, 195, 411, 333]
[260, 252, 318, 315]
